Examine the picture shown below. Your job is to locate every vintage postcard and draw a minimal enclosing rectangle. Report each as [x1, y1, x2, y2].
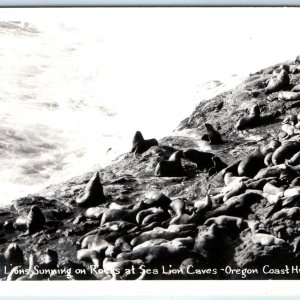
[1, 6, 300, 288]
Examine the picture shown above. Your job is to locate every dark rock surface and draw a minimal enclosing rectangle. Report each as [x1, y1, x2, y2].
[3, 57, 300, 280]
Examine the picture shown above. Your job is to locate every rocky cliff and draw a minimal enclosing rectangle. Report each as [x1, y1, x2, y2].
[2, 57, 300, 280]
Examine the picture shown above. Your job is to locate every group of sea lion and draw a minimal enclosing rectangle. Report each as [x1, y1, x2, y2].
[1, 205, 64, 280]
[5, 58, 300, 280]
[70, 116, 300, 278]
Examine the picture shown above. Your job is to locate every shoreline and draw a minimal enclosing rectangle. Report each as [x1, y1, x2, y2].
[1, 73, 244, 206]
[2, 57, 300, 280]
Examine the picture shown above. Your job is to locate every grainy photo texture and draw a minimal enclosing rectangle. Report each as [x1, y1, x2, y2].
[2, 7, 300, 280]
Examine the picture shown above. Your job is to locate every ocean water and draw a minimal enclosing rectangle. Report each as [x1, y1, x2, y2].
[2, 8, 300, 204]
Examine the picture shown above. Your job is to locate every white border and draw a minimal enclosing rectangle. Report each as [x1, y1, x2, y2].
[0, 281, 299, 296]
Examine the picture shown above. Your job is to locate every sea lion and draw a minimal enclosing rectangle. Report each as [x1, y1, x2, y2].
[284, 161, 300, 174]
[40, 249, 58, 270]
[130, 131, 158, 154]
[270, 207, 300, 222]
[4, 243, 24, 267]
[221, 160, 242, 177]
[261, 140, 281, 155]
[7, 254, 37, 281]
[117, 243, 196, 267]
[132, 237, 194, 251]
[3, 220, 14, 233]
[77, 249, 101, 268]
[292, 85, 300, 92]
[81, 234, 97, 249]
[280, 168, 296, 184]
[168, 199, 207, 224]
[170, 199, 185, 216]
[179, 257, 207, 277]
[272, 141, 300, 165]
[254, 164, 286, 180]
[266, 194, 300, 218]
[102, 257, 143, 279]
[281, 124, 299, 138]
[6, 266, 25, 281]
[204, 215, 248, 231]
[76, 172, 106, 208]
[223, 181, 247, 202]
[109, 203, 133, 210]
[264, 152, 273, 166]
[169, 212, 198, 225]
[205, 192, 264, 218]
[283, 187, 300, 197]
[278, 91, 300, 101]
[81, 235, 112, 254]
[85, 206, 108, 219]
[77, 220, 137, 246]
[251, 233, 285, 246]
[161, 237, 194, 249]
[290, 65, 300, 74]
[31, 249, 60, 280]
[155, 150, 185, 177]
[132, 238, 168, 251]
[194, 192, 213, 212]
[19, 254, 52, 280]
[113, 237, 132, 254]
[100, 201, 147, 226]
[193, 224, 221, 259]
[208, 156, 228, 176]
[101, 220, 137, 233]
[290, 177, 300, 187]
[283, 114, 298, 125]
[279, 64, 290, 73]
[130, 227, 194, 247]
[265, 69, 290, 94]
[235, 104, 260, 130]
[238, 148, 265, 178]
[136, 207, 163, 224]
[143, 193, 171, 211]
[183, 149, 215, 171]
[244, 177, 277, 190]
[26, 205, 45, 235]
[168, 223, 197, 232]
[263, 182, 284, 196]
[223, 172, 249, 187]
[141, 210, 169, 225]
[204, 123, 226, 144]
[287, 151, 300, 166]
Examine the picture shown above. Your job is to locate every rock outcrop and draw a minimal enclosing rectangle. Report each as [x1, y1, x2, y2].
[3, 57, 300, 280]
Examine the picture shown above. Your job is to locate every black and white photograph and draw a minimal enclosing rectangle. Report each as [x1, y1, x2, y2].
[2, 7, 300, 281]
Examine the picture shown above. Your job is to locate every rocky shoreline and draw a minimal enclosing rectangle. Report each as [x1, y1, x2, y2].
[3, 57, 300, 280]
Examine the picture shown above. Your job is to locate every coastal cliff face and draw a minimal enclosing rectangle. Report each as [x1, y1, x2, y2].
[2, 57, 300, 280]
